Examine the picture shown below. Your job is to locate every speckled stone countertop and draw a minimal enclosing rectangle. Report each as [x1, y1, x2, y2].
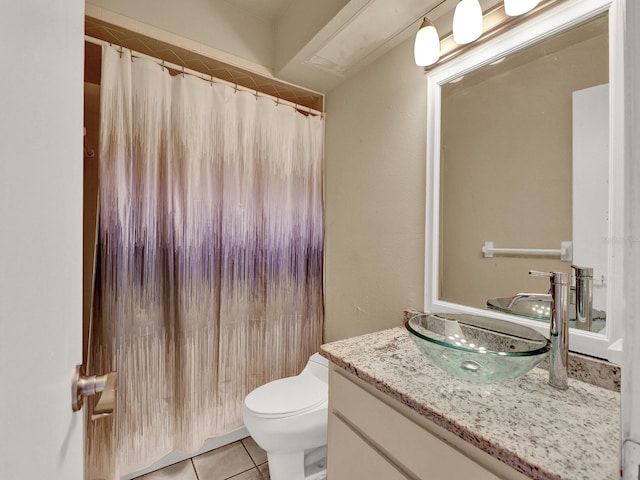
[320, 327, 621, 480]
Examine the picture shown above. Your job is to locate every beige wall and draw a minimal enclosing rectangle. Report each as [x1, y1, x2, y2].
[324, 37, 426, 342]
[440, 22, 608, 309]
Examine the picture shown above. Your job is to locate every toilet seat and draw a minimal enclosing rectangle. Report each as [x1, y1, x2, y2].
[244, 374, 327, 418]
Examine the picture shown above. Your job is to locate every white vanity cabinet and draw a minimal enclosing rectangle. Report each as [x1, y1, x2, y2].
[326, 366, 529, 480]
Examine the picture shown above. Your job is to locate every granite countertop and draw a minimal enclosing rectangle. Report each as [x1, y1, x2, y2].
[320, 327, 621, 480]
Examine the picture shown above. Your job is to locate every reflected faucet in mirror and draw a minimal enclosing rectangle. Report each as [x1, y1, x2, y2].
[487, 265, 604, 333]
[572, 266, 593, 331]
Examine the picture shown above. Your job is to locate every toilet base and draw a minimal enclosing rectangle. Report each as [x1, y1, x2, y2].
[304, 455, 327, 480]
[265, 446, 327, 480]
[267, 451, 304, 480]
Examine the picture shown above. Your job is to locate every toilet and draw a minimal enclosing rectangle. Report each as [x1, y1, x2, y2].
[243, 353, 329, 480]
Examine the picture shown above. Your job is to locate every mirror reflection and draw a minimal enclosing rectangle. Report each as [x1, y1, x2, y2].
[439, 13, 609, 333]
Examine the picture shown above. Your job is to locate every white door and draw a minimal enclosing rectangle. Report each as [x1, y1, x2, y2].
[0, 1, 85, 479]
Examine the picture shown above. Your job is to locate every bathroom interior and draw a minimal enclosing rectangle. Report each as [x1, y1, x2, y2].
[75, 0, 639, 479]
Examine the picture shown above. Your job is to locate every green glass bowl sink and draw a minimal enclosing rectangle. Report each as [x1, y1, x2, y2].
[405, 313, 550, 383]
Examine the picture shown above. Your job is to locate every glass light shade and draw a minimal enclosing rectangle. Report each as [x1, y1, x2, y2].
[452, 0, 483, 45]
[414, 19, 440, 67]
[504, 0, 539, 16]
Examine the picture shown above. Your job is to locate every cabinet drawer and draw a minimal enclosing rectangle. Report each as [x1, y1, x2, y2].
[328, 412, 410, 480]
[330, 368, 503, 480]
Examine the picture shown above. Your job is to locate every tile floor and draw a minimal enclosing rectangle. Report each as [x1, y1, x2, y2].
[135, 436, 270, 480]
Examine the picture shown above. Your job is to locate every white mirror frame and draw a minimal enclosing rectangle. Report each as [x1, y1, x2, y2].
[424, 0, 625, 362]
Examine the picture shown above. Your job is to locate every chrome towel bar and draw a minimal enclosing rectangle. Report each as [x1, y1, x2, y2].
[481, 241, 573, 261]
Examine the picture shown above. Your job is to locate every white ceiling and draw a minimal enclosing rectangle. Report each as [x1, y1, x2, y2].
[275, 0, 455, 92]
[223, 0, 294, 21]
[308, 0, 445, 74]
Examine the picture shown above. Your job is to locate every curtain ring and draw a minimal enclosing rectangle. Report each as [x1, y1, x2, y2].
[210, 75, 214, 86]
[119, 45, 123, 58]
[275, 98, 280, 107]
[130, 49, 134, 62]
[161, 60, 165, 71]
[233, 84, 238, 93]
[182, 66, 185, 78]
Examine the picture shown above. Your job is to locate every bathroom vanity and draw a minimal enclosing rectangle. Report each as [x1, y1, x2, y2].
[320, 327, 620, 480]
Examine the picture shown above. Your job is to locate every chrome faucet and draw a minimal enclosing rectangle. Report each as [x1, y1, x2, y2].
[507, 265, 595, 333]
[529, 270, 570, 390]
[571, 265, 593, 331]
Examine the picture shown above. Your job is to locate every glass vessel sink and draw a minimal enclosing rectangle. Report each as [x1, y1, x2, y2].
[485, 297, 606, 333]
[405, 313, 550, 383]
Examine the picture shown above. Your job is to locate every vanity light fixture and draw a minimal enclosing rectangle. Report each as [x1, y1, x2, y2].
[415, 0, 561, 70]
[414, 17, 441, 66]
[452, 0, 483, 45]
[504, 0, 540, 16]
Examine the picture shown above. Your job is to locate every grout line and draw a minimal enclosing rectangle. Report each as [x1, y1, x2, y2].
[240, 438, 259, 468]
[256, 463, 268, 480]
[190, 458, 201, 480]
[225, 466, 262, 480]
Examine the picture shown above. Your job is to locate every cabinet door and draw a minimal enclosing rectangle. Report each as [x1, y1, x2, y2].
[328, 413, 410, 480]
[329, 369, 512, 480]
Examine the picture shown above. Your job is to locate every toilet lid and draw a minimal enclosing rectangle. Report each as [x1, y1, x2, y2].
[244, 374, 327, 417]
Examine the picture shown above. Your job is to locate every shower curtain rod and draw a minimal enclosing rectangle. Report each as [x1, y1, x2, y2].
[85, 35, 324, 117]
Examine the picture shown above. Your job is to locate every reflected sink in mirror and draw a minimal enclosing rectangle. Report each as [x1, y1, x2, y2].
[485, 297, 606, 333]
[405, 313, 550, 383]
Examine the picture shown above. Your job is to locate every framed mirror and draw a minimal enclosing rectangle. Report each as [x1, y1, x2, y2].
[424, 0, 624, 361]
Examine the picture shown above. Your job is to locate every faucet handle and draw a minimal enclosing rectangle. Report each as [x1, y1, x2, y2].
[529, 269, 552, 278]
[529, 270, 553, 293]
[529, 270, 570, 284]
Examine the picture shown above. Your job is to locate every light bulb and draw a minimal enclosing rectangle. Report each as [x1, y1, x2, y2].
[452, 0, 483, 45]
[504, 0, 539, 16]
[414, 18, 440, 66]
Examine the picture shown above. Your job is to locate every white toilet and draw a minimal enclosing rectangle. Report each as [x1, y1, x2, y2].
[243, 353, 329, 480]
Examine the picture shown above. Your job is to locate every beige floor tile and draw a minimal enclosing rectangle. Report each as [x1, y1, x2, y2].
[192, 441, 255, 480]
[257, 463, 270, 480]
[136, 460, 197, 480]
[227, 467, 263, 480]
[241, 436, 268, 465]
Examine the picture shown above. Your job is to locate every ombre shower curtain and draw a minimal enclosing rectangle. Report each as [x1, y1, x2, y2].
[87, 46, 324, 479]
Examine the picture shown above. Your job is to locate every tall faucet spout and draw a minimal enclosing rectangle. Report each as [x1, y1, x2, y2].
[529, 270, 570, 390]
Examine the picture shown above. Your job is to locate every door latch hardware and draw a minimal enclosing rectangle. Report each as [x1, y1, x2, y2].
[71, 364, 117, 416]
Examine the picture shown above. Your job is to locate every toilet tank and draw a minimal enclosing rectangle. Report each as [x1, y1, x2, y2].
[301, 353, 329, 383]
